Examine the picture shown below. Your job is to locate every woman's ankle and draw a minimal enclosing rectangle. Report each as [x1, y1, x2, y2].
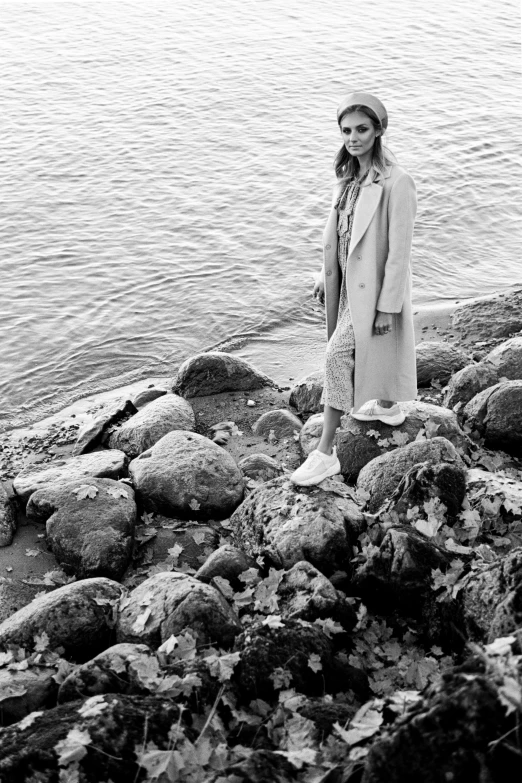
[378, 400, 396, 409]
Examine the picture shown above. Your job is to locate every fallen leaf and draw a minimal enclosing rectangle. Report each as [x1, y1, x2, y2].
[77, 695, 109, 718]
[55, 727, 92, 766]
[307, 653, 322, 673]
[106, 486, 129, 500]
[132, 607, 152, 634]
[188, 498, 201, 511]
[25, 549, 40, 558]
[167, 543, 184, 565]
[73, 485, 98, 500]
[191, 530, 207, 546]
[262, 615, 284, 629]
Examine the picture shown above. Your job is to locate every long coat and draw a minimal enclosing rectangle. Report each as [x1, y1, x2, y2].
[323, 163, 417, 411]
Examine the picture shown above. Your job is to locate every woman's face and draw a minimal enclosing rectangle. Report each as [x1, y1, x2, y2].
[340, 110, 379, 158]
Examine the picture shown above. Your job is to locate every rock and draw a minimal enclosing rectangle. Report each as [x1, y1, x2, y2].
[237, 453, 283, 483]
[116, 571, 241, 649]
[0, 485, 16, 547]
[463, 380, 522, 454]
[0, 668, 57, 726]
[289, 370, 325, 415]
[335, 401, 467, 481]
[233, 619, 334, 700]
[195, 544, 258, 588]
[58, 642, 157, 703]
[378, 460, 467, 520]
[0, 693, 193, 783]
[485, 336, 522, 380]
[443, 361, 499, 410]
[361, 655, 520, 783]
[460, 547, 522, 643]
[252, 409, 303, 440]
[466, 468, 522, 544]
[277, 561, 356, 632]
[299, 413, 324, 456]
[451, 287, 522, 341]
[131, 386, 167, 408]
[107, 394, 195, 458]
[13, 449, 127, 506]
[415, 341, 470, 386]
[73, 398, 137, 455]
[172, 351, 274, 397]
[352, 526, 453, 617]
[26, 478, 137, 580]
[229, 475, 363, 577]
[357, 436, 466, 514]
[129, 430, 244, 519]
[0, 578, 124, 661]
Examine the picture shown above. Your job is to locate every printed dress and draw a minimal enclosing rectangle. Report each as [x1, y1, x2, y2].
[320, 177, 362, 412]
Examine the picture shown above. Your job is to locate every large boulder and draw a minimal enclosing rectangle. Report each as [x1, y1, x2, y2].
[443, 361, 499, 411]
[58, 642, 157, 703]
[13, 449, 127, 506]
[129, 430, 244, 519]
[352, 527, 453, 628]
[460, 547, 522, 643]
[252, 409, 303, 440]
[233, 619, 335, 701]
[229, 475, 363, 577]
[335, 401, 467, 482]
[357, 436, 466, 514]
[0, 485, 16, 547]
[116, 571, 241, 649]
[299, 413, 324, 456]
[463, 380, 522, 454]
[415, 341, 470, 386]
[107, 394, 195, 458]
[0, 578, 124, 661]
[361, 655, 521, 783]
[276, 561, 356, 632]
[485, 336, 522, 379]
[0, 693, 193, 783]
[289, 370, 325, 415]
[451, 287, 522, 341]
[131, 385, 167, 409]
[172, 351, 274, 397]
[26, 478, 137, 580]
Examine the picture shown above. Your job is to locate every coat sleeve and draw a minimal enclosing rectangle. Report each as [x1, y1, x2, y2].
[376, 172, 417, 313]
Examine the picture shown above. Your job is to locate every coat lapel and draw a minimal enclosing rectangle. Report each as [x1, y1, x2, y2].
[348, 165, 392, 256]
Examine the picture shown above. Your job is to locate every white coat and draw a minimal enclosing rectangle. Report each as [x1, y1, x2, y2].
[323, 163, 418, 411]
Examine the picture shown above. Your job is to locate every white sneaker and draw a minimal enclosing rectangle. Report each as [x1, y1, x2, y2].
[351, 401, 405, 426]
[290, 447, 341, 487]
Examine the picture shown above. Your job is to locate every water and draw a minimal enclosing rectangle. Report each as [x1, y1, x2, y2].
[1, 0, 521, 431]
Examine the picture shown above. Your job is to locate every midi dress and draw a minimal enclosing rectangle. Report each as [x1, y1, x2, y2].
[320, 177, 362, 413]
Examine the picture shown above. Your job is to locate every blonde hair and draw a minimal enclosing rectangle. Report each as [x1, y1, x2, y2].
[334, 104, 394, 198]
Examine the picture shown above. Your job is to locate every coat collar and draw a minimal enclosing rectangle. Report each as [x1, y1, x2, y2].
[361, 163, 393, 187]
[348, 166, 391, 254]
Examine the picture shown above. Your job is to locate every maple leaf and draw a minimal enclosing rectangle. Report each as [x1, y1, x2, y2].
[141, 511, 155, 526]
[188, 498, 201, 511]
[132, 607, 152, 634]
[17, 711, 44, 730]
[136, 745, 178, 780]
[206, 651, 241, 683]
[55, 727, 92, 766]
[498, 677, 522, 715]
[307, 653, 322, 673]
[73, 485, 98, 500]
[106, 486, 129, 500]
[334, 702, 383, 745]
[25, 549, 40, 557]
[390, 430, 409, 447]
[262, 615, 284, 629]
[191, 529, 207, 546]
[377, 438, 390, 448]
[313, 618, 344, 638]
[34, 632, 50, 652]
[77, 695, 109, 718]
[167, 543, 184, 565]
[366, 429, 381, 439]
[270, 667, 293, 690]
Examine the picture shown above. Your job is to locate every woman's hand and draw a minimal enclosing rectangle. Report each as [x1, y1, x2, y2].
[374, 310, 393, 335]
[313, 271, 325, 305]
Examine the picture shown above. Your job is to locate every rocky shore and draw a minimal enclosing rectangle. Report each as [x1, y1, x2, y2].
[0, 287, 521, 782]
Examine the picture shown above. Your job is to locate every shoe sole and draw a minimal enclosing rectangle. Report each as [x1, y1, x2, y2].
[290, 461, 341, 487]
[351, 412, 406, 426]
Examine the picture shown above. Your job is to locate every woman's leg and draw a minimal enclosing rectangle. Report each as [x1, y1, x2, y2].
[317, 404, 343, 455]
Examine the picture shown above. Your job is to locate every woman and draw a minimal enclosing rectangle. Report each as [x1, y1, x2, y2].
[291, 91, 417, 487]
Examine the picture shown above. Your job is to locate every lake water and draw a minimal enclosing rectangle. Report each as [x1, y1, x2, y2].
[1, 0, 521, 431]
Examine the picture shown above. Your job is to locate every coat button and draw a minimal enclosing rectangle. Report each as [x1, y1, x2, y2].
[359, 283, 365, 288]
